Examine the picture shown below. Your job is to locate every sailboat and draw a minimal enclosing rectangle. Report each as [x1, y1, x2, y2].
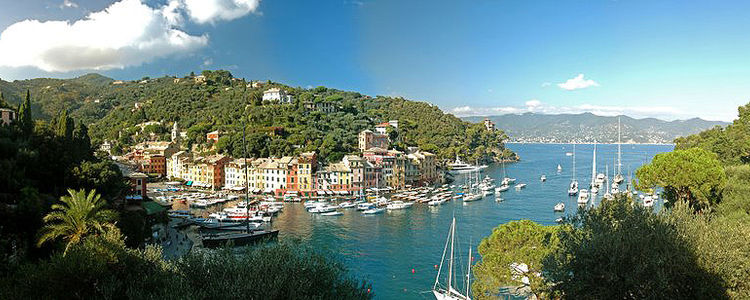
[603, 165, 613, 200]
[614, 117, 625, 184]
[433, 217, 471, 300]
[557, 164, 562, 173]
[501, 159, 516, 186]
[568, 144, 579, 196]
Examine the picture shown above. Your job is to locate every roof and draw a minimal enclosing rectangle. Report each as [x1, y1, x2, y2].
[142, 201, 167, 215]
[128, 172, 148, 179]
[375, 122, 390, 127]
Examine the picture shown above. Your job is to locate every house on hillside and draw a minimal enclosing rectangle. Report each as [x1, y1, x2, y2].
[263, 88, 293, 104]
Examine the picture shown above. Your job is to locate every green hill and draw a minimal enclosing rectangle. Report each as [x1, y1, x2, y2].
[0, 70, 512, 163]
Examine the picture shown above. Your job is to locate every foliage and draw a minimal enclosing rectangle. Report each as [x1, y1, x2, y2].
[715, 165, 750, 222]
[472, 220, 558, 299]
[37, 189, 117, 255]
[664, 201, 750, 299]
[543, 196, 726, 299]
[0, 71, 513, 163]
[1, 235, 372, 300]
[635, 147, 726, 210]
[675, 102, 750, 164]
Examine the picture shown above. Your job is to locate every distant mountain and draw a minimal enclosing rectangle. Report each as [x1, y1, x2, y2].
[462, 113, 728, 144]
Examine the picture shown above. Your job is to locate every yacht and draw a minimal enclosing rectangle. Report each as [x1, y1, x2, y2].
[462, 193, 482, 202]
[386, 201, 413, 210]
[432, 217, 472, 300]
[321, 211, 343, 216]
[495, 185, 510, 193]
[362, 207, 385, 214]
[514, 183, 526, 189]
[447, 156, 487, 174]
[338, 201, 356, 208]
[557, 164, 563, 173]
[540, 175, 547, 182]
[554, 202, 565, 212]
[643, 195, 654, 207]
[577, 189, 590, 205]
[568, 143, 579, 196]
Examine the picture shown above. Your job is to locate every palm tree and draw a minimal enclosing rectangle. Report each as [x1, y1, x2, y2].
[37, 188, 117, 255]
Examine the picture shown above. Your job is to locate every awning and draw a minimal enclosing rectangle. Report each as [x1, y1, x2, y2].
[166, 181, 182, 186]
[264, 188, 274, 194]
[185, 181, 193, 186]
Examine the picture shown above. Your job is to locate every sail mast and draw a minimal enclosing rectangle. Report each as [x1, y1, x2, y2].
[434, 218, 452, 290]
[591, 142, 597, 188]
[466, 244, 472, 298]
[447, 217, 455, 292]
[617, 117, 622, 175]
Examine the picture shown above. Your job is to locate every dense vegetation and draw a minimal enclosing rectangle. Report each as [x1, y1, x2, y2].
[0, 71, 513, 163]
[1, 228, 372, 299]
[473, 101, 750, 299]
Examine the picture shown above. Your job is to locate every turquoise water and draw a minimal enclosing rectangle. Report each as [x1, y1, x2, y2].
[271, 143, 674, 299]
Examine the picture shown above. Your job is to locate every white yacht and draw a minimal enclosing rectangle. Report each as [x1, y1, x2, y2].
[568, 143, 579, 196]
[577, 189, 590, 205]
[554, 202, 565, 212]
[432, 217, 472, 300]
[447, 156, 487, 174]
[362, 208, 385, 214]
[540, 175, 547, 182]
[386, 201, 413, 210]
[514, 183, 527, 189]
[495, 185, 510, 193]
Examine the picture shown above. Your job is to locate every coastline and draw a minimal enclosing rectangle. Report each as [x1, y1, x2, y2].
[506, 142, 676, 146]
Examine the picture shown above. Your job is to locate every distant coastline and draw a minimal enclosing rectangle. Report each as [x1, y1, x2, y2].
[506, 142, 676, 146]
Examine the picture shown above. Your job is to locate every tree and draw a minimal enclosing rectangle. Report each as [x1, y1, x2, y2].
[543, 196, 726, 299]
[635, 147, 727, 210]
[17, 90, 33, 137]
[472, 220, 558, 299]
[37, 189, 117, 255]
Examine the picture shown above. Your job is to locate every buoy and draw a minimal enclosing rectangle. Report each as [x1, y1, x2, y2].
[367, 288, 371, 293]
[434, 264, 438, 269]
[411, 268, 415, 273]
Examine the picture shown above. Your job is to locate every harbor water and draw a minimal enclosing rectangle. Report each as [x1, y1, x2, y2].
[270, 143, 674, 299]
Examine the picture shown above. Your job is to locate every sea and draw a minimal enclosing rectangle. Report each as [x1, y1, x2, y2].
[270, 143, 674, 299]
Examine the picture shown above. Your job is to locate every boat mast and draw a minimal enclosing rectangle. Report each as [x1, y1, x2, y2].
[572, 143, 576, 182]
[605, 165, 609, 194]
[447, 217, 455, 293]
[239, 87, 251, 233]
[591, 142, 597, 188]
[617, 117, 622, 175]
[434, 218, 452, 290]
[466, 244, 472, 298]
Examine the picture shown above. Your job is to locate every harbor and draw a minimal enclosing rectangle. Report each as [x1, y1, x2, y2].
[157, 143, 672, 299]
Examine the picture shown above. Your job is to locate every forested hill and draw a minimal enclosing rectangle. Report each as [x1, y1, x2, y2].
[463, 113, 727, 144]
[0, 71, 513, 163]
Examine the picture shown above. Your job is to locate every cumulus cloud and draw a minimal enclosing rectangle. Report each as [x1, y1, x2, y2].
[448, 100, 687, 120]
[557, 74, 599, 91]
[0, 0, 261, 73]
[182, 0, 260, 24]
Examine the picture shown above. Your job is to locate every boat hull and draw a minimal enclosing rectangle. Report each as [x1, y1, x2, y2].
[201, 230, 279, 248]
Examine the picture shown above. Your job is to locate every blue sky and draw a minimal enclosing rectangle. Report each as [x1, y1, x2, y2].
[1, 0, 749, 121]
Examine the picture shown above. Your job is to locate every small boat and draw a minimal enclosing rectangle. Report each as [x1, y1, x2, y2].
[482, 189, 494, 196]
[568, 181, 579, 196]
[514, 183, 527, 189]
[555, 217, 564, 223]
[554, 202, 565, 212]
[321, 211, 343, 216]
[462, 193, 482, 202]
[338, 201, 356, 208]
[363, 208, 385, 214]
[540, 175, 546, 182]
[428, 199, 446, 206]
[495, 196, 503, 202]
[643, 196, 654, 207]
[495, 185, 510, 193]
[387, 201, 413, 210]
[356, 202, 374, 211]
[201, 230, 279, 248]
[577, 189, 590, 205]
[557, 164, 563, 173]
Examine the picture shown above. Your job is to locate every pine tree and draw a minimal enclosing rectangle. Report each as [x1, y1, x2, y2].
[0, 92, 8, 108]
[17, 90, 33, 136]
[56, 110, 74, 139]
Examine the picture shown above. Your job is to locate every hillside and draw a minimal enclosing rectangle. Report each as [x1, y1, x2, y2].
[463, 113, 727, 144]
[0, 71, 512, 163]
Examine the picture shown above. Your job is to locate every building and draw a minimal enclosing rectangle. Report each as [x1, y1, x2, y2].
[358, 130, 389, 152]
[259, 158, 288, 194]
[297, 152, 318, 196]
[206, 130, 220, 143]
[262, 88, 293, 104]
[166, 151, 191, 180]
[324, 162, 352, 192]
[126, 172, 148, 201]
[224, 158, 253, 189]
[484, 118, 496, 131]
[363, 147, 396, 188]
[171, 122, 181, 142]
[188, 154, 230, 189]
[407, 150, 438, 185]
[1, 108, 16, 125]
[125, 141, 179, 176]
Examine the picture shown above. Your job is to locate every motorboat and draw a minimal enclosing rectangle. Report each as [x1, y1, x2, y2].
[321, 211, 343, 216]
[386, 201, 413, 210]
[568, 180, 579, 196]
[540, 175, 546, 182]
[462, 193, 482, 202]
[577, 189, 590, 205]
[554, 202, 565, 212]
[446, 156, 488, 174]
[514, 183, 527, 189]
[338, 201, 356, 208]
[643, 196, 654, 207]
[356, 202, 375, 211]
[495, 185, 510, 193]
[362, 208, 385, 214]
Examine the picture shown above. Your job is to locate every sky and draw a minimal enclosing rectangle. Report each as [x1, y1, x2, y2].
[1, 0, 749, 122]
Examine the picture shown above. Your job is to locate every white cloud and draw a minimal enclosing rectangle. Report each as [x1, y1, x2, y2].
[202, 57, 213, 66]
[447, 100, 688, 120]
[557, 74, 599, 91]
[60, 0, 78, 9]
[183, 0, 260, 24]
[0, 0, 262, 73]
